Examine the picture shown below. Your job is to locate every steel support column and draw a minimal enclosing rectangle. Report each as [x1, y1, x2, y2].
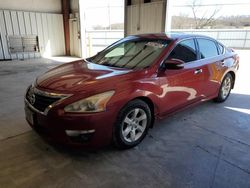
[62, 0, 70, 55]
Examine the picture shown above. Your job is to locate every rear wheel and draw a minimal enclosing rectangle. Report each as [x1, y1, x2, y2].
[113, 99, 152, 149]
[214, 73, 233, 103]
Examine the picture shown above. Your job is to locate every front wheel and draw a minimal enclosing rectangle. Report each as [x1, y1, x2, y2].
[113, 99, 152, 149]
[214, 73, 233, 103]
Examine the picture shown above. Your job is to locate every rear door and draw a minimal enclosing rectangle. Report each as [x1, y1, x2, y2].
[196, 38, 222, 97]
[158, 38, 205, 115]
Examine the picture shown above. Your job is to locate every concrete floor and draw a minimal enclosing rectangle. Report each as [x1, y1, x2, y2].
[0, 51, 250, 188]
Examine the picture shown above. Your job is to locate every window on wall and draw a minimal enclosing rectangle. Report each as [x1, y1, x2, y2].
[197, 38, 219, 59]
[80, 0, 124, 56]
[168, 39, 197, 63]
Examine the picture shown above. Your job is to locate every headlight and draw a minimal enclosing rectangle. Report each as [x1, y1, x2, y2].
[64, 91, 115, 113]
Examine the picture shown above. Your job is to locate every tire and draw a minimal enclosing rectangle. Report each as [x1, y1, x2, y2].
[214, 73, 233, 103]
[113, 99, 152, 149]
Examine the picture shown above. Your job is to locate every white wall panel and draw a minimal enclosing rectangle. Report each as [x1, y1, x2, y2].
[10, 11, 19, 35]
[0, 29, 4, 59]
[17, 11, 27, 59]
[47, 14, 55, 56]
[4, 10, 17, 59]
[17, 12, 26, 35]
[35, 13, 45, 55]
[52, 14, 59, 55]
[24, 12, 32, 34]
[10, 11, 23, 59]
[24, 12, 34, 58]
[0, 9, 65, 60]
[0, 11, 10, 59]
[0, 40, 3, 60]
[41, 13, 49, 57]
[56, 14, 65, 55]
[30, 12, 40, 58]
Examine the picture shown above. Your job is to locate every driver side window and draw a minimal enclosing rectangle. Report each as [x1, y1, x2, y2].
[168, 39, 197, 63]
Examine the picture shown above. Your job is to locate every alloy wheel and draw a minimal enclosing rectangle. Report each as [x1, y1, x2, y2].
[221, 76, 232, 99]
[121, 108, 147, 143]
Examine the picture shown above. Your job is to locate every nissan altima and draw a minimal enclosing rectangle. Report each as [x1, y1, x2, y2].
[25, 33, 239, 149]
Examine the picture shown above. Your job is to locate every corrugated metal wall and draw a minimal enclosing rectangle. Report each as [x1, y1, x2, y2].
[126, 1, 165, 35]
[0, 10, 65, 60]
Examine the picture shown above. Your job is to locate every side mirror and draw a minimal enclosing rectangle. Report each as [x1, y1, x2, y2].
[163, 58, 185, 70]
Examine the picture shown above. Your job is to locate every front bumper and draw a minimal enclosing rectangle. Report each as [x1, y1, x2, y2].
[24, 100, 117, 149]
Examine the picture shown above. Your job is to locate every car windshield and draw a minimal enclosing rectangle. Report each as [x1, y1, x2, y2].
[87, 39, 171, 69]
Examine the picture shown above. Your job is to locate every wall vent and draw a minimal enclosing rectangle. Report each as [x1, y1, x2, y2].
[8, 35, 39, 53]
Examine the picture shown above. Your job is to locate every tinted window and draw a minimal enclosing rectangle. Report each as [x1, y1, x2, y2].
[197, 39, 219, 58]
[168, 39, 197, 63]
[217, 43, 225, 54]
[88, 39, 171, 69]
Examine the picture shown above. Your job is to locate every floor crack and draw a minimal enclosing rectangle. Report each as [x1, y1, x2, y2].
[196, 145, 250, 176]
[193, 124, 250, 148]
[210, 145, 223, 188]
[0, 130, 32, 142]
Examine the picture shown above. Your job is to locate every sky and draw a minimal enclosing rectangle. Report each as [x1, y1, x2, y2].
[79, 0, 250, 29]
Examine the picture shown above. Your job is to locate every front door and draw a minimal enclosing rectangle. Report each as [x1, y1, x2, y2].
[158, 38, 205, 116]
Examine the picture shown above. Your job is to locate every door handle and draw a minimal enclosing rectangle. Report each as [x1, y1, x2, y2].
[221, 60, 225, 66]
[194, 69, 203, 74]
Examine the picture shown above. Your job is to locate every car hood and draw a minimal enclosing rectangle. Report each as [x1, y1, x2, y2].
[35, 60, 131, 93]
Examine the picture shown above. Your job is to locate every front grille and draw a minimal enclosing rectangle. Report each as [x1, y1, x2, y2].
[33, 93, 61, 112]
[26, 86, 62, 112]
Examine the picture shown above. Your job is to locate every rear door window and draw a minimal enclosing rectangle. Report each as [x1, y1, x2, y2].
[197, 38, 219, 59]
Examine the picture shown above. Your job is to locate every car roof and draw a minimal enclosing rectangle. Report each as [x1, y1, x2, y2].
[128, 32, 215, 41]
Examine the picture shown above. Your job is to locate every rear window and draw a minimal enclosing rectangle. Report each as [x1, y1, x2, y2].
[197, 38, 219, 59]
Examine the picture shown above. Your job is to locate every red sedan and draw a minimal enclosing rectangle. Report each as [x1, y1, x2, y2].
[25, 33, 239, 149]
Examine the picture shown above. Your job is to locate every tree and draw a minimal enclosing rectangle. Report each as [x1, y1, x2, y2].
[190, 0, 221, 29]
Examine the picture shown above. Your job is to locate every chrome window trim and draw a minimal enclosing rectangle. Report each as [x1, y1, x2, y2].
[25, 87, 72, 115]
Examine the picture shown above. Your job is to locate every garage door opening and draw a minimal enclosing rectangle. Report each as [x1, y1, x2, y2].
[79, 0, 124, 58]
